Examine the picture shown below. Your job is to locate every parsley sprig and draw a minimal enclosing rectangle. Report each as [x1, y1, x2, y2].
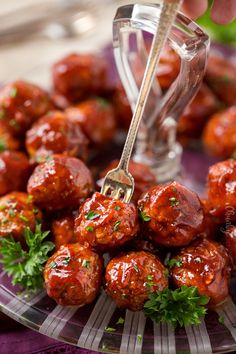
[0, 224, 54, 291]
[144, 285, 209, 328]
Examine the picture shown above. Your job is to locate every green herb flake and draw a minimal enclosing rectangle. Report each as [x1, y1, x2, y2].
[97, 98, 109, 109]
[9, 87, 18, 98]
[113, 220, 121, 231]
[137, 334, 142, 344]
[140, 211, 151, 222]
[32, 208, 39, 215]
[218, 315, 225, 325]
[49, 261, 57, 269]
[116, 317, 125, 325]
[133, 264, 139, 273]
[85, 210, 100, 220]
[19, 215, 29, 223]
[231, 151, 236, 161]
[2, 217, 8, 224]
[9, 119, 20, 129]
[26, 195, 33, 204]
[82, 259, 90, 268]
[144, 285, 209, 328]
[164, 269, 170, 278]
[104, 327, 116, 333]
[121, 293, 127, 299]
[0, 138, 7, 152]
[62, 256, 71, 265]
[0, 205, 6, 211]
[165, 257, 182, 269]
[114, 205, 121, 211]
[85, 226, 94, 232]
[169, 197, 179, 207]
[8, 209, 15, 218]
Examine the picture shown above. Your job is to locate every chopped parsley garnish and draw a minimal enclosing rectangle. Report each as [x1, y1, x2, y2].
[32, 208, 39, 215]
[26, 195, 33, 204]
[8, 209, 15, 218]
[85, 211, 100, 220]
[121, 293, 127, 299]
[104, 327, 116, 333]
[114, 205, 121, 211]
[0, 138, 7, 152]
[19, 215, 29, 223]
[85, 226, 94, 232]
[9, 87, 18, 98]
[140, 211, 151, 222]
[2, 217, 8, 224]
[0, 224, 53, 291]
[144, 285, 209, 328]
[133, 264, 139, 273]
[137, 334, 142, 344]
[62, 256, 71, 265]
[231, 151, 236, 160]
[97, 98, 109, 109]
[146, 275, 155, 287]
[113, 220, 121, 231]
[169, 197, 179, 207]
[116, 317, 125, 325]
[49, 261, 57, 269]
[0, 205, 6, 211]
[165, 257, 182, 269]
[82, 259, 90, 268]
[9, 119, 20, 129]
[218, 315, 225, 324]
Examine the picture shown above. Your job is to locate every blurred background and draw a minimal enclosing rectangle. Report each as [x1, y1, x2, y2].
[0, 0, 236, 83]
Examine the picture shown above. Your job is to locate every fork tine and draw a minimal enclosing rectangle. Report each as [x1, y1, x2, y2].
[100, 183, 110, 196]
[110, 187, 122, 200]
[123, 189, 133, 203]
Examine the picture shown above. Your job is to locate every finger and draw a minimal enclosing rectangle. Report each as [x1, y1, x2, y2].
[211, 0, 236, 24]
[182, 0, 208, 19]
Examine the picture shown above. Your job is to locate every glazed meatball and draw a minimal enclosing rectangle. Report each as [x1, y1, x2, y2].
[52, 53, 108, 102]
[66, 98, 116, 146]
[27, 154, 94, 212]
[44, 243, 103, 306]
[98, 160, 157, 203]
[171, 238, 231, 306]
[0, 192, 43, 244]
[177, 84, 219, 142]
[51, 211, 78, 250]
[74, 192, 139, 252]
[111, 84, 132, 129]
[205, 51, 236, 105]
[105, 251, 168, 311]
[0, 123, 20, 151]
[203, 106, 236, 158]
[224, 226, 236, 266]
[207, 159, 236, 223]
[26, 110, 88, 162]
[0, 151, 31, 196]
[138, 181, 205, 247]
[0, 80, 53, 136]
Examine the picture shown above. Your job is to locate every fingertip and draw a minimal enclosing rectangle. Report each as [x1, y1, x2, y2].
[182, 0, 208, 19]
[211, 0, 236, 24]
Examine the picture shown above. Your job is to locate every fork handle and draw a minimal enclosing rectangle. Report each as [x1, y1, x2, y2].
[117, 0, 182, 171]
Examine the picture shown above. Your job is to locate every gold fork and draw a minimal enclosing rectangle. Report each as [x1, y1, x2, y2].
[101, 0, 182, 203]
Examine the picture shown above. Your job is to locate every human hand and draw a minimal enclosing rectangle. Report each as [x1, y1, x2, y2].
[182, 0, 236, 24]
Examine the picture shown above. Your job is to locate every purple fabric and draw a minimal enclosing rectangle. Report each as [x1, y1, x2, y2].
[0, 320, 98, 354]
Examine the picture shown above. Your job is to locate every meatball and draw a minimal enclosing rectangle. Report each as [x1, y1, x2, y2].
[138, 181, 205, 247]
[44, 243, 103, 306]
[27, 155, 94, 212]
[105, 251, 168, 311]
[0, 123, 20, 151]
[203, 106, 236, 158]
[111, 84, 132, 129]
[51, 211, 78, 250]
[65, 98, 116, 146]
[0, 151, 31, 196]
[207, 159, 236, 223]
[205, 51, 236, 105]
[177, 84, 219, 142]
[0, 192, 43, 244]
[52, 53, 108, 102]
[98, 160, 157, 203]
[0, 80, 53, 136]
[224, 226, 236, 266]
[171, 238, 231, 306]
[26, 110, 88, 162]
[74, 192, 139, 252]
